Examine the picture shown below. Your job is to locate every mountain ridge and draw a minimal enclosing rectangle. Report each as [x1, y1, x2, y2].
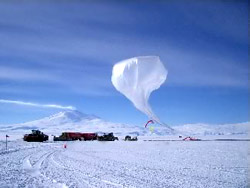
[0, 110, 248, 136]
[0, 110, 173, 136]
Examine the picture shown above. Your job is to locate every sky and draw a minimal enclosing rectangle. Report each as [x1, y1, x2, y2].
[0, 0, 248, 126]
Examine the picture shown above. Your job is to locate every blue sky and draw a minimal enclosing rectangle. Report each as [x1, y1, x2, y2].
[0, 1, 248, 126]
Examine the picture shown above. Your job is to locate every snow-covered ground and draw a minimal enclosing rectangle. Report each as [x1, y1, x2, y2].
[0, 138, 249, 188]
[0, 110, 249, 187]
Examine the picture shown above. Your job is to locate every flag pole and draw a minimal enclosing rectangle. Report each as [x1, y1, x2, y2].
[5, 135, 8, 151]
[6, 135, 7, 150]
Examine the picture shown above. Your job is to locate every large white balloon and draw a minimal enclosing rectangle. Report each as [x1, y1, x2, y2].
[111, 56, 167, 124]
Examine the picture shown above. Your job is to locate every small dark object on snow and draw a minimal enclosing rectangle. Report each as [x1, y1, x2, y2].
[23, 130, 48, 142]
[183, 136, 201, 141]
[125, 135, 138, 141]
[97, 132, 118, 141]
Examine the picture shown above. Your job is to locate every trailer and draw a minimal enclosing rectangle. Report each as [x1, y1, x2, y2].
[54, 132, 97, 141]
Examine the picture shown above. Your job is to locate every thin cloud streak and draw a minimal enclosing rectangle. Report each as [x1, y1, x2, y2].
[0, 2, 247, 95]
[0, 99, 76, 110]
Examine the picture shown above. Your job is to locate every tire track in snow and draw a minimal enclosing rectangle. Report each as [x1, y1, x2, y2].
[50, 150, 126, 188]
[54, 150, 150, 188]
[49, 151, 92, 187]
[21, 145, 69, 188]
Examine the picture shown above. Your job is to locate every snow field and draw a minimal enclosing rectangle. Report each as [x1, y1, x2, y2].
[0, 140, 248, 188]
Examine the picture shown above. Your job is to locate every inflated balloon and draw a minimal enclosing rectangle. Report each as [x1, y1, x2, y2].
[111, 56, 167, 124]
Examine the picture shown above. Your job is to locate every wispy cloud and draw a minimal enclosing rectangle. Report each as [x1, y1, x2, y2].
[0, 1, 248, 101]
[0, 99, 76, 110]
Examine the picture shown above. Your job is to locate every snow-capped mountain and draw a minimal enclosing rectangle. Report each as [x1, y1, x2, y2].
[22, 110, 100, 126]
[0, 110, 248, 137]
[173, 122, 249, 136]
[0, 110, 173, 136]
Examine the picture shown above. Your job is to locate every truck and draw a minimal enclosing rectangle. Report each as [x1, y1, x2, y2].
[124, 135, 138, 141]
[53, 132, 97, 141]
[23, 130, 49, 142]
[97, 132, 118, 141]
